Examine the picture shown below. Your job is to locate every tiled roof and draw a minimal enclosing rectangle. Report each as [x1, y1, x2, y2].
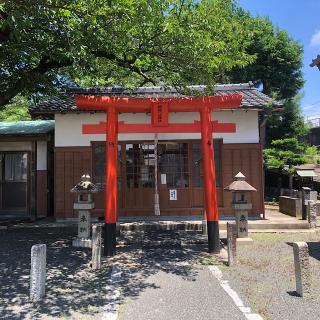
[0, 120, 54, 136]
[310, 55, 320, 67]
[30, 83, 281, 114]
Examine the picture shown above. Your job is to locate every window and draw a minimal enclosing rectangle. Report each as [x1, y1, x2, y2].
[158, 143, 189, 188]
[92, 143, 121, 191]
[126, 143, 155, 188]
[4, 153, 28, 181]
[192, 141, 221, 187]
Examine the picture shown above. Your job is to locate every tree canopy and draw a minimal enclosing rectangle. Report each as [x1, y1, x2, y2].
[264, 138, 306, 172]
[265, 95, 309, 146]
[0, 0, 255, 108]
[228, 16, 304, 100]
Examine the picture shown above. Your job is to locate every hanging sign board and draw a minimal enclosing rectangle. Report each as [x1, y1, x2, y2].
[169, 189, 177, 201]
[161, 174, 167, 185]
[151, 102, 169, 127]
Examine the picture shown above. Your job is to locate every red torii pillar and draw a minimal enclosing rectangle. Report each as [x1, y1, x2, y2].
[105, 106, 118, 256]
[75, 94, 243, 256]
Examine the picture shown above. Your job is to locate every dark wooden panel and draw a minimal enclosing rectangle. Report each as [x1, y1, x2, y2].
[54, 147, 92, 219]
[37, 170, 47, 217]
[54, 151, 65, 218]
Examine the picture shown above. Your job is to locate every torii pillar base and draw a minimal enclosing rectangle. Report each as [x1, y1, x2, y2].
[104, 223, 117, 256]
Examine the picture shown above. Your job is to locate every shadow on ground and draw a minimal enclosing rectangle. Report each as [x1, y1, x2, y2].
[0, 228, 214, 319]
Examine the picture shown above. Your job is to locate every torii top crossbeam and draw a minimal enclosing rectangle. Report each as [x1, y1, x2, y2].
[74, 92, 243, 257]
[75, 93, 243, 112]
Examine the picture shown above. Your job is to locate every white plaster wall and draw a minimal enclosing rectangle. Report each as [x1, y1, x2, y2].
[55, 110, 259, 147]
[0, 141, 32, 151]
[37, 141, 47, 170]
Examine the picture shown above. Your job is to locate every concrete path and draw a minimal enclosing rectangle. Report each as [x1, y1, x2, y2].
[115, 231, 247, 320]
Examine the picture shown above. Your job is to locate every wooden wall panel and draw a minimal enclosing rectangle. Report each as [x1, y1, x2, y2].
[54, 147, 91, 219]
[54, 144, 264, 219]
[36, 170, 47, 217]
[221, 144, 264, 216]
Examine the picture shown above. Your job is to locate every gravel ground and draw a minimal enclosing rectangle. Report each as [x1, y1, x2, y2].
[0, 227, 112, 320]
[222, 232, 320, 320]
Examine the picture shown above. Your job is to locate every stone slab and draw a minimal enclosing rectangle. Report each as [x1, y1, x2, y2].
[72, 238, 92, 248]
[236, 237, 253, 245]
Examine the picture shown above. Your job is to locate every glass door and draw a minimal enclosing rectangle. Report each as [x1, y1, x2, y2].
[0, 152, 28, 214]
[124, 143, 155, 210]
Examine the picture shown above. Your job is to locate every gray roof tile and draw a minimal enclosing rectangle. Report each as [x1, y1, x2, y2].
[30, 83, 281, 114]
[0, 120, 54, 136]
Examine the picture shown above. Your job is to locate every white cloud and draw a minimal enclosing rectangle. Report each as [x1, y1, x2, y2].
[310, 30, 320, 47]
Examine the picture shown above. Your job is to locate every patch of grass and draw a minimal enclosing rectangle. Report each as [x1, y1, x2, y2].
[199, 256, 217, 265]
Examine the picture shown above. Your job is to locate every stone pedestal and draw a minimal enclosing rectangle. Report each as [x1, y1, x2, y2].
[233, 203, 251, 238]
[307, 200, 317, 229]
[227, 222, 237, 266]
[293, 242, 310, 297]
[30, 244, 46, 301]
[72, 203, 94, 248]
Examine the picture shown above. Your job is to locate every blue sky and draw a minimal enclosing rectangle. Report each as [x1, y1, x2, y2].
[238, 0, 320, 119]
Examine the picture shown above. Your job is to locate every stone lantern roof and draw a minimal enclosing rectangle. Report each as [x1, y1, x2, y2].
[70, 174, 99, 193]
[224, 172, 257, 192]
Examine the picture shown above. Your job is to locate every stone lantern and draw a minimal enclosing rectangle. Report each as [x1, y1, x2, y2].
[224, 172, 256, 241]
[71, 174, 98, 248]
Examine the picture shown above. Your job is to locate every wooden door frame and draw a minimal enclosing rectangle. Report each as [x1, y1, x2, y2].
[0, 150, 31, 216]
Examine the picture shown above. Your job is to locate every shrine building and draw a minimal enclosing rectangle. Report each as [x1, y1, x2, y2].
[30, 83, 279, 252]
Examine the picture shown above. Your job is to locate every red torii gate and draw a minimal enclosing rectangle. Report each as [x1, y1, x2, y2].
[75, 93, 243, 256]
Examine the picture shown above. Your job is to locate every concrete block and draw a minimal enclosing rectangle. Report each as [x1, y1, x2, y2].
[279, 196, 302, 218]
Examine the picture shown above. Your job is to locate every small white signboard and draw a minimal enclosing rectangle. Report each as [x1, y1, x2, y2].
[161, 174, 167, 184]
[169, 189, 177, 201]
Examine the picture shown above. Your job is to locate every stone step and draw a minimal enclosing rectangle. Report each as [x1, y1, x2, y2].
[119, 220, 311, 232]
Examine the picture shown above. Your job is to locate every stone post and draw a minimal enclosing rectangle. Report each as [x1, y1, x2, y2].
[227, 222, 237, 266]
[307, 200, 317, 229]
[30, 244, 46, 301]
[92, 224, 102, 270]
[293, 242, 310, 297]
[202, 219, 208, 235]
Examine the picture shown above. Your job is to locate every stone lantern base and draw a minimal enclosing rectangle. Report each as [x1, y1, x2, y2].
[72, 210, 92, 248]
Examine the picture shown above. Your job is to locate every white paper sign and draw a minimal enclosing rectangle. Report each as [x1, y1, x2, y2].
[161, 174, 167, 184]
[169, 189, 177, 201]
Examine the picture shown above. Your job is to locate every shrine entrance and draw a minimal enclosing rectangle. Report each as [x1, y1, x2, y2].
[75, 93, 243, 256]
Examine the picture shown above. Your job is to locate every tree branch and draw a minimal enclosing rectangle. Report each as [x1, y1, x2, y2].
[92, 50, 156, 85]
[0, 56, 74, 107]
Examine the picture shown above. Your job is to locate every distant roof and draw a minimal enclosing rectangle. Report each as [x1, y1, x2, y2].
[296, 170, 317, 178]
[310, 55, 320, 68]
[30, 83, 281, 115]
[0, 120, 54, 136]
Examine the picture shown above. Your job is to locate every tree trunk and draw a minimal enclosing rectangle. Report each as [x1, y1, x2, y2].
[277, 171, 282, 198]
[289, 172, 294, 197]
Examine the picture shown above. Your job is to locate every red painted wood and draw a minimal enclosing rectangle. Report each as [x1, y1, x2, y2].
[74, 92, 243, 226]
[75, 94, 243, 112]
[105, 107, 118, 224]
[82, 120, 236, 134]
[200, 106, 219, 222]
